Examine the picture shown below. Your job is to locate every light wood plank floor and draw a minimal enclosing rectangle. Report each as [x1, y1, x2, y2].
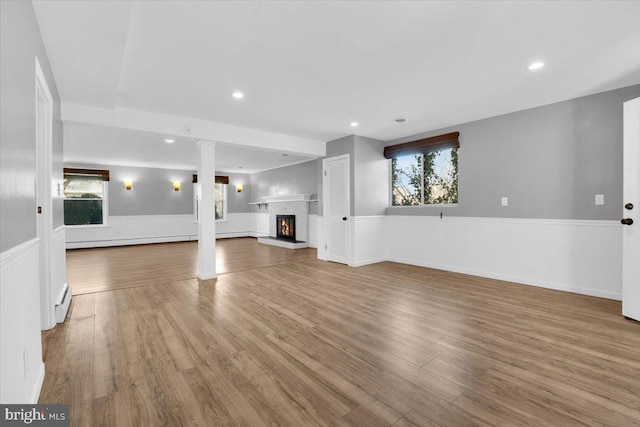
[66, 238, 316, 294]
[42, 238, 640, 426]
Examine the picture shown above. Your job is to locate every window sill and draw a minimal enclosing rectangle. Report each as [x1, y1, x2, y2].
[389, 203, 459, 208]
[65, 224, 111, 228]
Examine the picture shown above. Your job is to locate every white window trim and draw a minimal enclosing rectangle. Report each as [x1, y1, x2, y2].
[217, 183, 228, 221]
[64, 181, 109, 227]
[389, 150, 459, 208]
[193, 182, 228, 222]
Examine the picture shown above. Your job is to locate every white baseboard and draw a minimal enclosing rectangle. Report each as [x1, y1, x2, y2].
[30, 363, 45, 404]
[217, 231, 253, 239]
[197, 271, 217, 280]
[349, 257, 387, 267]
[55, 284, 72, 323]
[387, 256, 622, 300]
[67, 235, 197, 249]
[250, 232, 269, 238]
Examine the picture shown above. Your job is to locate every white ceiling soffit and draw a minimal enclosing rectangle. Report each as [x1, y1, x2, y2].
[63, 122, 316, 174]
[34, 1, 640, 142]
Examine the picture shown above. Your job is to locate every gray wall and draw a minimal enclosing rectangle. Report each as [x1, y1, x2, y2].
[354, 135, 389, 216]
[66, 163, 194, 216]
[385, 84, 640, 220]
[320, 135, 356, 216]
[250, 160, 319, 214]
[0, 0, 63, 252]
[65, 164, 252, 217]
[318, 135, 388, 216]
[224, 172, 252, 214]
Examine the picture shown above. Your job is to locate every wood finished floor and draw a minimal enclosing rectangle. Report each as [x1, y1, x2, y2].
[66, 238, 316, 295]
[42, 238, 640, 426]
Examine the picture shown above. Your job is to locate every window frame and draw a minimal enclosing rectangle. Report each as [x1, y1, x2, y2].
[389, 147, 459, 208]
[215, 182, 228, 222]
[193, 182, 228, 222]
[63, 180, 109, 227]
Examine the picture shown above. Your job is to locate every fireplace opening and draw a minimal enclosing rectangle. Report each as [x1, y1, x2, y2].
[276, 215, 296, 242]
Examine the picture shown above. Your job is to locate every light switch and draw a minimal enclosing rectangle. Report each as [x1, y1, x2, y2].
[501, 197, 508, 207]
[595, 194, 604, 205]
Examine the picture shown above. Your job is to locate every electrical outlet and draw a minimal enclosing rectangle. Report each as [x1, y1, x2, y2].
[501, 197, 508, 207]
[595, 194, 604, 205]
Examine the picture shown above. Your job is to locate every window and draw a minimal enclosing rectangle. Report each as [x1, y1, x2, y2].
[386, 132, 459, 206]
[193, 174, 228, 221]
[63, 168, 109, 225]
[215, 182, 227, 220]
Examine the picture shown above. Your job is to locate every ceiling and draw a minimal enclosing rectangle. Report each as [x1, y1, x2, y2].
[33, 1, 640, 144]
[63, 123, 316, 173]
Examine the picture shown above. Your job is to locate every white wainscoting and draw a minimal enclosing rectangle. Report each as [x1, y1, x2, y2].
[385, 215, 622, 300]
[252, 212, 270, 238]
[1, 238, 46, 403]
[349, 216, 387, 267]
[316, 215, 327, 260]
[66, 213, 253, 248]
[66, 214, 197, 248]
[50, 226, 68, 322]
[65, 213, 319, 249]
[308, 214, 318, 249]
[215, 213, 254, 239]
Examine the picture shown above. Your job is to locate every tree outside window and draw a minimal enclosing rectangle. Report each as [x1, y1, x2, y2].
[215, 183, 226, 220]
[392, 147, 458, 206]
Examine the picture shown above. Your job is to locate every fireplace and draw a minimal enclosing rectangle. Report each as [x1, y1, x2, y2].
[276, 215, 296, 242]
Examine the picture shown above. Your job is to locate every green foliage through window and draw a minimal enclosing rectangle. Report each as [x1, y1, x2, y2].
[392, 148, 458, 206]
[215, 183, 225, 220]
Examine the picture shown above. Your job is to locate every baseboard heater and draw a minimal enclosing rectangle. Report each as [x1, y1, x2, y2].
[55, 283, 72, 323]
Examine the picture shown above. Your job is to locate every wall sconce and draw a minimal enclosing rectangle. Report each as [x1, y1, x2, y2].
[124, 178, 133, 190]
[236, 184, 244, 193]
[173, 181, 181, 192]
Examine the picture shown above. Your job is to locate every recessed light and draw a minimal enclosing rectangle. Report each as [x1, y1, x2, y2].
[164, 138, 175, 144]
[238, 166, 243, 169]
[350, 122, 359, 127]
[528, 61, 544, 71]
[232, 91, 244, 99]
[393, 118, 408, 124]
[282, 154, 289, 157]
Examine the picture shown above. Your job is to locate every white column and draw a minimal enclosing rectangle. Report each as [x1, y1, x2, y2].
[197, 140, 217, 280]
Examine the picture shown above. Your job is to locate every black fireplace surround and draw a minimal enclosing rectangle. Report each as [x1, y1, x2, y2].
[276, 215, 296, 242]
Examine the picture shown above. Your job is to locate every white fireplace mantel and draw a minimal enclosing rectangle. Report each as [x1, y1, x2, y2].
[262, 194, 313, 202]
[249, 194, 316, 204]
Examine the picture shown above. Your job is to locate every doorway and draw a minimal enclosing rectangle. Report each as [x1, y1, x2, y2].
[322, 154, 350, 264]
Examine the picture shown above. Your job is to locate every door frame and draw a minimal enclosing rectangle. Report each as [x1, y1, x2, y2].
[322, 153, 351, 264]
[622, 96, 640, 321]
[35, 57, 55, 330]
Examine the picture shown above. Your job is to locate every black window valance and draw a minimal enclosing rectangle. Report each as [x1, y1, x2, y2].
[383, 131, 460, 159]
[192, 174, 229, 185]
[63, 168, 110, 181]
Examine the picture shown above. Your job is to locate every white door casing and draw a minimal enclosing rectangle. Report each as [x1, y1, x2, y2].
[323, 154, 350, 264]
[623, 96, 640, 321]
[35, 58, 55, 330]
